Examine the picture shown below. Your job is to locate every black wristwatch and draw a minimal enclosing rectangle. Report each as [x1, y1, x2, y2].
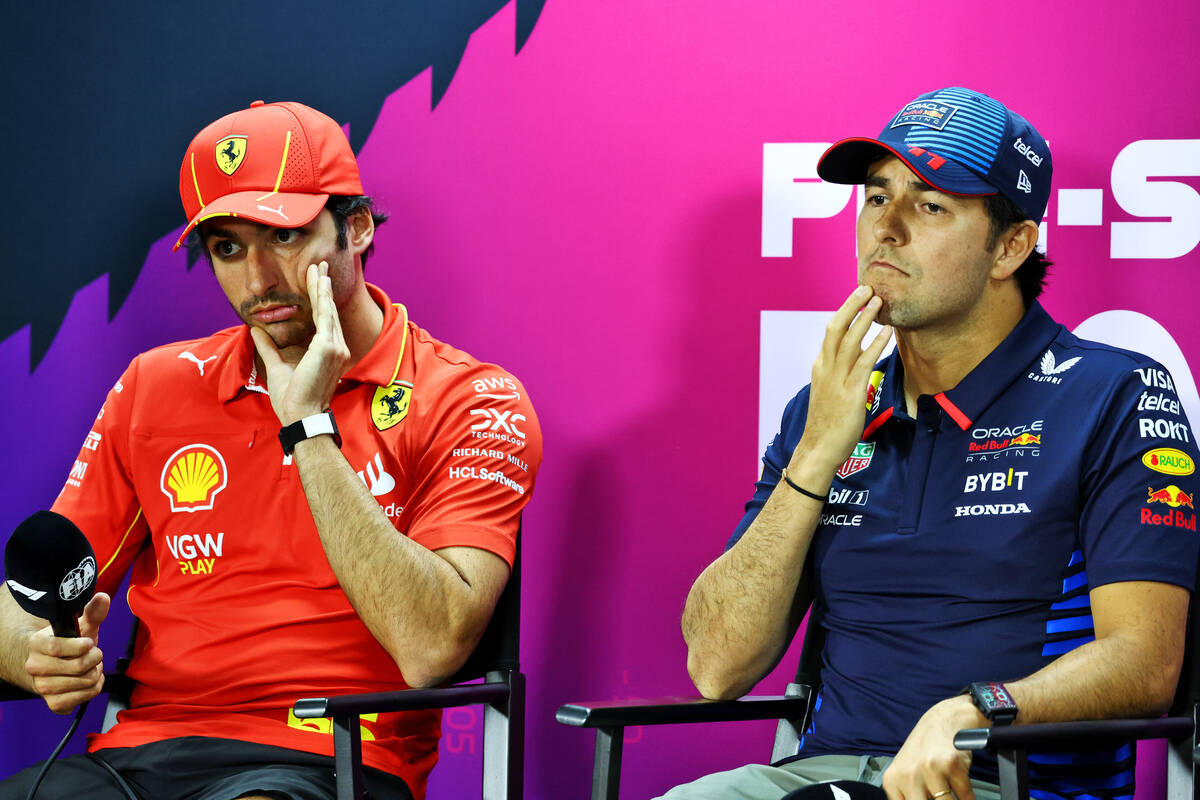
[964, 681, 1019, 725]
[278, 411, 342, 454]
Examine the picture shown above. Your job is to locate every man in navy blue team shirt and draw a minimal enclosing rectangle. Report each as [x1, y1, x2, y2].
[661, 88, 1200, 800]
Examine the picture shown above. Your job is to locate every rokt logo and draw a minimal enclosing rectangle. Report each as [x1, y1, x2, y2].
[160, 444, 228, 513]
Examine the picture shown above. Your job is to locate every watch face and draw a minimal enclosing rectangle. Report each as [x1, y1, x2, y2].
[980, 682, 1013, 707]
[972, 681, 1018, 722]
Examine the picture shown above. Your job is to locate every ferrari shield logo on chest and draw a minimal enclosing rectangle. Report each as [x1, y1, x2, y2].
[371, 383, 412, 430]
[214, 135, 247, 176]
[837, 441, 876, 479]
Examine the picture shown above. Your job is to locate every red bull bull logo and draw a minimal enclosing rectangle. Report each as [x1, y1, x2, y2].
[1146, 485, 1195, 509]
[1142, 484, 1197, 531]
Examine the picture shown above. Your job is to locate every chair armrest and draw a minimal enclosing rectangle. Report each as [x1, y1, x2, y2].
[0, 671, 130, 704]
[293, 680, 511, 719]
[955, 716, 1194, 752]
[555, 694, 810, 728]
[0, 681, 39, 702]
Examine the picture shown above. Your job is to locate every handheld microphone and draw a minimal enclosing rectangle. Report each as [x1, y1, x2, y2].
[5, 511, 97, 637]
[3, 512, 138, 800]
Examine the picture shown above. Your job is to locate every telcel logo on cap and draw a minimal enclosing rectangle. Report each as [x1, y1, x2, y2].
[1013, 136, 1044, 167]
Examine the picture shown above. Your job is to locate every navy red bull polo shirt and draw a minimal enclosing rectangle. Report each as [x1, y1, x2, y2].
[729, 301, 1199, 798]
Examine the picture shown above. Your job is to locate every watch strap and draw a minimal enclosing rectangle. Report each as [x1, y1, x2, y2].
[278, 411, 342, 454]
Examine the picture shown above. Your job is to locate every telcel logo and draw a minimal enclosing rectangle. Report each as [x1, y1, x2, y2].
[1013, 137, 1043, 166]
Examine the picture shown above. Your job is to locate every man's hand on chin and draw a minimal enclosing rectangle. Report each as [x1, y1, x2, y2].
[251, 261, 350, 425]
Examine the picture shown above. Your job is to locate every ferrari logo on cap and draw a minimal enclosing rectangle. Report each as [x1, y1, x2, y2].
[214, 135, 248, 176]
[372, 383, 412, 431]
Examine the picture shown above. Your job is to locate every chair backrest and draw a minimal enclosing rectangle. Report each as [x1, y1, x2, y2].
[1169, 553, 1200, 715]
[794, 607, 826, 694]
[447, 526, 522, 685]
[768, 604, 826, 763]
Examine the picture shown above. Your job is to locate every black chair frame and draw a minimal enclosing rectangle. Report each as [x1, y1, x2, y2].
[294, 538, 525, 800]
[558, 581, 1200, 800]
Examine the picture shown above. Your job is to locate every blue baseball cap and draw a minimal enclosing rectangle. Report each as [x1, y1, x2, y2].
[818, 87, 1052, 222]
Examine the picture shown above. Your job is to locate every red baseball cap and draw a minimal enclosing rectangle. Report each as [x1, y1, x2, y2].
[173, 100, 363, 251]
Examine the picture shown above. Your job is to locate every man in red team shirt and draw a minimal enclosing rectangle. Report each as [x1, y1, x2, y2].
[0, 101, 540, 799]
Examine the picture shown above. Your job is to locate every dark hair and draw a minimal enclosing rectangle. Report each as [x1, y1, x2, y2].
[184, 194, 388, 270]
[326, 195, 388, 271]
[984, 193, 1051, 308]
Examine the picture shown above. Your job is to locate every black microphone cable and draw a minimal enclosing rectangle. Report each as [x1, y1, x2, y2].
[22, 699, 141, 800]
[24, 700, 87, 800]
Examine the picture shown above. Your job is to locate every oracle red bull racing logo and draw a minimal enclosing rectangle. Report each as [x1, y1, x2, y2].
[1142, 484, 1197, 531]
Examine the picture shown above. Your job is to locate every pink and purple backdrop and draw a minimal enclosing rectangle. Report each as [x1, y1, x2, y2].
[3, 2, 1199, 797]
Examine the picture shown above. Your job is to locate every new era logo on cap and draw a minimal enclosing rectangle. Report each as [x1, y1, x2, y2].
[1017, 170, 1032, 194]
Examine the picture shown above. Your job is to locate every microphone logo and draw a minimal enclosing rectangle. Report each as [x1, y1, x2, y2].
[59, 556, 96, 602]
[6, 579, 47, 602]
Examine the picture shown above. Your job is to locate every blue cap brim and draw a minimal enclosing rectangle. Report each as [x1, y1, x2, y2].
[817, 137, 998, 198]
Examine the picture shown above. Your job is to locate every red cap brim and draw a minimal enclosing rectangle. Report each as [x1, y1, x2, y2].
[172, 191, 329, 251]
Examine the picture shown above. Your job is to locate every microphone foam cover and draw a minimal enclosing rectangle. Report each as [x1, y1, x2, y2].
[4, 511, 97, 630]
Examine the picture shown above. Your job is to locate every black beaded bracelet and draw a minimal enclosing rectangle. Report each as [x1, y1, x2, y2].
[780, 468, 828, 503]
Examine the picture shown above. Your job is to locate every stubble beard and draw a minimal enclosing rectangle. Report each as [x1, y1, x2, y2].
[237, 291, 314, 350]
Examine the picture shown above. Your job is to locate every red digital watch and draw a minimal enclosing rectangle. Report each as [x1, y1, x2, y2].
[964, 681, 1019, 725]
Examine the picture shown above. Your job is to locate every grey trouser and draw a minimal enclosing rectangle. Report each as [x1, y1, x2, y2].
[654, 754, 1002, 800]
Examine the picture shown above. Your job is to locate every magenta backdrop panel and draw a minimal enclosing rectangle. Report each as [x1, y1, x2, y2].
[2, 3, 1199, 798]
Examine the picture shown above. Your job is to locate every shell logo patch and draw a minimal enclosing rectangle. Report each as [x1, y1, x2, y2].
[214, 135, 248, 176]
[372, 383, 412, 431]
[160, 444, 228, 513]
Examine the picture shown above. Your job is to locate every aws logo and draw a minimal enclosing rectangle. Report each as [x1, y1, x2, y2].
[160, 444, 228, 513]
[372, 382, 413, 430]
[215, 135, 247, 175]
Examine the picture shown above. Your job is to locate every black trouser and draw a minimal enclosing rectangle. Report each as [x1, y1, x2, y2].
[0, 736, 413, 800]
